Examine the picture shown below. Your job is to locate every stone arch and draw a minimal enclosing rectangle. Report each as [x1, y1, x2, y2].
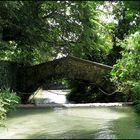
[16, 56, 115, 93]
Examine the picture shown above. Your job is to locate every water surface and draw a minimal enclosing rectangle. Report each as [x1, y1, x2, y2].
[0, 106, 140, 139]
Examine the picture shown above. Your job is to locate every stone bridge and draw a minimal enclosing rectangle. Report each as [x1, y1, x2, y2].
[17, 56, 115, 93]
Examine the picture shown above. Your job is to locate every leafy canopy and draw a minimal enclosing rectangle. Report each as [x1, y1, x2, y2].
[0, 1, 103, 64]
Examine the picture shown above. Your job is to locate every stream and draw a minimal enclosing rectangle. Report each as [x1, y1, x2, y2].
[0, 106, 140, 139]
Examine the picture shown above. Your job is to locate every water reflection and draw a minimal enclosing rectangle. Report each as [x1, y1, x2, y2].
[0, 107, 140, 139]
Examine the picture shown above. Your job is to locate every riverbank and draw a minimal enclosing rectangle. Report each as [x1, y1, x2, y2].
[17, 102, 134, 108]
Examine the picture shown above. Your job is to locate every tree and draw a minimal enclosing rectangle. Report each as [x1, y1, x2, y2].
[106, 1, 140, 65]
[111, 32, 140, 97]
[0, 1, 102, 65]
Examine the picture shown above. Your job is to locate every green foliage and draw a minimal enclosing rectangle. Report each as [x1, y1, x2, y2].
[66, 80, 98, 103]
[134, 100, 140, 113]
[111, 32, 140, 99]
[134, 103, 140, 113]
[0, 88, 20, 126]
[0, 1, 139, 104]
[131, 83, 140, 101]
[66, 80, 128, 103]
[106, 1, 140, 65]
[0, 1, 112, 65]
[0, 1, 139, 65]
[43, 78, 69, 90]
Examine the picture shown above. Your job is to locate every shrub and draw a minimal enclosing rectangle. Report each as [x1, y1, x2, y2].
[0, 88, 20, 126]
[111, 32, 140, 100]
[66, 80, 128, 103]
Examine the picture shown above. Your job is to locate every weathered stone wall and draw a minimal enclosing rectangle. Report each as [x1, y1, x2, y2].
[0, 60, 18, 90]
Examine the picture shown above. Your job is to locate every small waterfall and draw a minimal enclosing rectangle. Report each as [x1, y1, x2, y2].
[34, 90, 69, 105]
